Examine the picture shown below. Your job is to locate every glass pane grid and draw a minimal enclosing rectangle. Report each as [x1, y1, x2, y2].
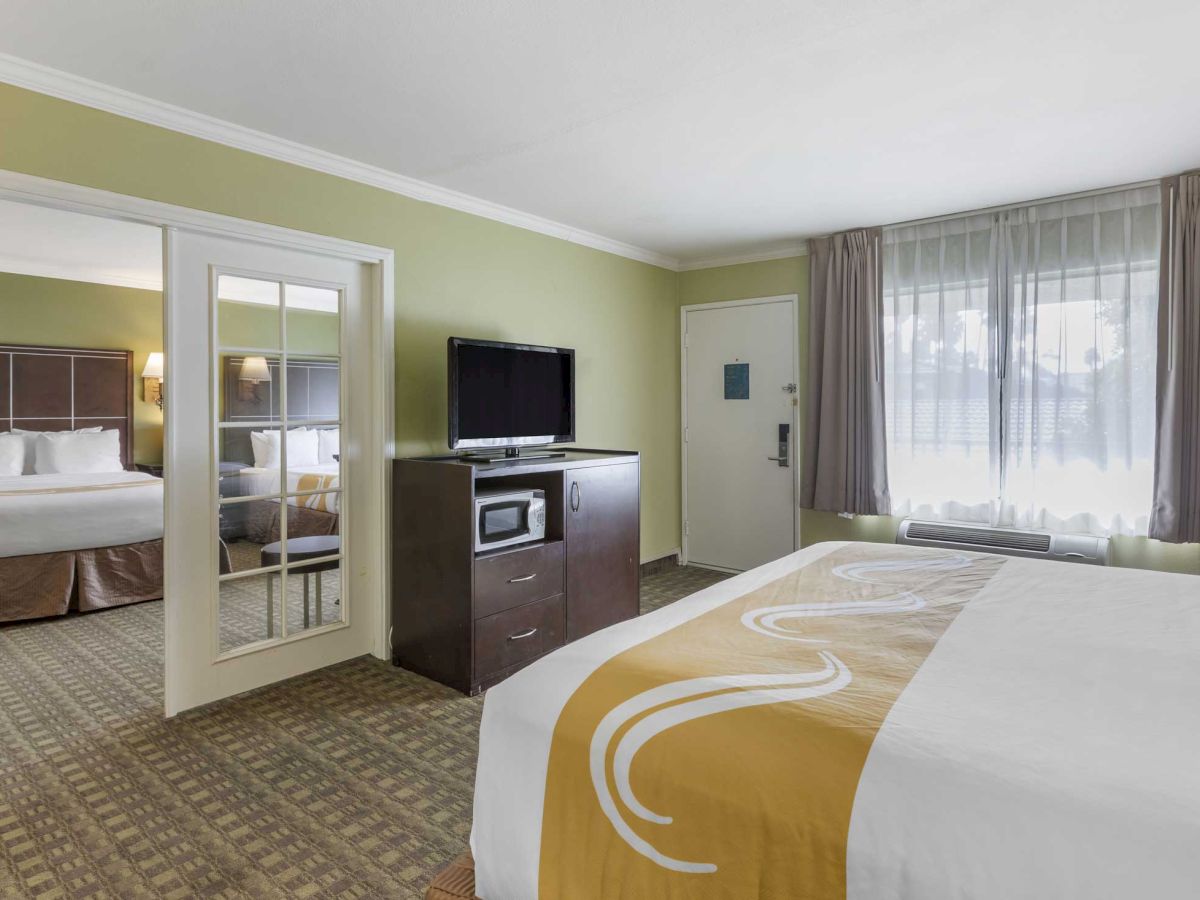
[220, 419, 339, 429]
[283, 489, 342, 504]
[218, 420, 294, 430]
[215, 274, 345, 653]
[287, 553, 341, 569]
[218, 564, 282, 582]
[218, 345, 286, 356]
[219, 492, 282, 507]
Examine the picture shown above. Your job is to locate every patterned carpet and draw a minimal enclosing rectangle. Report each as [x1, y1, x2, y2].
[0, 565, 727, 899]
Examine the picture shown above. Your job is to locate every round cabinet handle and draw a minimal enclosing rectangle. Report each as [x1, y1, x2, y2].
[507, 627, 538, 641]
[507, 573, 537, 583]
[570, 481, 581, 512]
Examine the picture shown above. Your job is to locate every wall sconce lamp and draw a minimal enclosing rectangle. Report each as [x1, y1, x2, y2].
[238, 355, 272, 402]
[141, 352, 164, 410]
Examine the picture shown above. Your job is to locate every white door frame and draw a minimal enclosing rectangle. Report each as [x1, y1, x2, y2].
[680, 293, 800, 570]
[0, 169, 396, 714]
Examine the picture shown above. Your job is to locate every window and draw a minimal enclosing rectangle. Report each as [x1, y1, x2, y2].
[883, 186, 1160, 536]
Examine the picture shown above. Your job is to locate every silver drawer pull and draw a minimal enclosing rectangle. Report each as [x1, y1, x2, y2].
[508, 627, 538, 641]
[507, 573, 538, 583]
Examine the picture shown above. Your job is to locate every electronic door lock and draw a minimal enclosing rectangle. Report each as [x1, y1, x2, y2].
[766, 422, 790, 467]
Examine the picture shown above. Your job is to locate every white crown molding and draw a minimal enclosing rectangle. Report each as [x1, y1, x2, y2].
[0, 52, 682, 271]
[0, 255, 162, 292]
[677, 242, 808, 272]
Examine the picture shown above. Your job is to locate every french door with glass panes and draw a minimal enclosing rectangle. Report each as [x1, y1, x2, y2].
[165, 229, 382, 716]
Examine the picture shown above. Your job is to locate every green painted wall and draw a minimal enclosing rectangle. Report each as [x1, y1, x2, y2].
[0, 83, 681, 562]
[3, 79, 1191, 573]
[678, 256, 1200, 575]
[0, 272, 164, 464]
[217, 299, 339, 356]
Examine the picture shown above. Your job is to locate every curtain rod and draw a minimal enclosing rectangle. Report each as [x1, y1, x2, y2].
[882, 177, 1161, 232]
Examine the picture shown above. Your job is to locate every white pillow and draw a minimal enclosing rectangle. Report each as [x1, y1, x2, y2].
[250, 427, 318, 468]
[12, 426, 102, 475]
[249, 430, 274, 468]
[287, 429, 320, 467]
[34, 429, 124, 475]
[318, 428, 340, 464]
[0, 433, 24, 476]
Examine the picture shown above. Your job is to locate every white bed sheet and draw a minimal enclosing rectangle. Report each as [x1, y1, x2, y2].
[0, 471, 163, 558]
[471, 541, 1200, 899]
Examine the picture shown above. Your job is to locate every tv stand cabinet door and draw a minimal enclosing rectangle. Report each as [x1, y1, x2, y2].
[565, 461, 640, 641]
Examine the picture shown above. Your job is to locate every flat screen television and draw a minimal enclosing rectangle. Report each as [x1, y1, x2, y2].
[448, 337, 575, 452]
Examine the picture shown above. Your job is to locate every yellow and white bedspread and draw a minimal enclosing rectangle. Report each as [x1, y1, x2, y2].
[238, 464, 340, 514]
[472, 541, 1200, 898]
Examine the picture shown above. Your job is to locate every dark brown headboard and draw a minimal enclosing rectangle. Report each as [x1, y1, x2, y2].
[219, 355, 339, 467]
[0, 344, 135, 469]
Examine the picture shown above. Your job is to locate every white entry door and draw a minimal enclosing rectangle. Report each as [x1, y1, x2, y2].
[682, 295, 798, 571]
[164, 228, 384, 716]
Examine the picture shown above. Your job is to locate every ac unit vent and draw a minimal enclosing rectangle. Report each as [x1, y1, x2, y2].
[897, 519, 1109, 565]
[903, 521, 1052, 553]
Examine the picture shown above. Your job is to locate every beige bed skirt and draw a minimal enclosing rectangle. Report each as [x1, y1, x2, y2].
[0, 539, 163, 623]
[243, 499, 339, 544]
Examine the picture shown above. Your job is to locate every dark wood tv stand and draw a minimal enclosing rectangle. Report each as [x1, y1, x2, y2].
[391, 449, 640, 694]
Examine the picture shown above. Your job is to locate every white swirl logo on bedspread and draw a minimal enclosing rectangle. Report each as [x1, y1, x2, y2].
[588, 554, 974, 874]
[740, 555, 974, 643]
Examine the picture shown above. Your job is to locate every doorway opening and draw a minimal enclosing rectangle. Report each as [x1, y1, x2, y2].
[0, 198, 167, 710]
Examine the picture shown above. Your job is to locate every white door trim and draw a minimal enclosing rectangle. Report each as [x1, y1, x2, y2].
[0, 168, 397, 710]
[680, 293, 800, 568]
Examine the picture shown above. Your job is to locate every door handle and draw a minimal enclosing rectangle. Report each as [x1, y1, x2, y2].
[570, 481, 580, 512]
[507, 573, 537, 583]
[507, 627, 538, 641]
[767, 422, 790, 467]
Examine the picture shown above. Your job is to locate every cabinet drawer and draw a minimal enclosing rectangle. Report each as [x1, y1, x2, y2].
[474, 540, 564, 619]
[474, 594, 565, 681]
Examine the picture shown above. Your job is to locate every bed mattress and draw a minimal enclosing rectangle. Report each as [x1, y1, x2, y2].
[0, 471, 163, 558]
[471, 540, 1200, 899]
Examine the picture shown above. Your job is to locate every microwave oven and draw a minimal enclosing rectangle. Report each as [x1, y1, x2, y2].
[474, 487, 546, 552]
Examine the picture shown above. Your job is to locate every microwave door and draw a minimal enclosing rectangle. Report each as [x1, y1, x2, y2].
[479, 500, 528, 546]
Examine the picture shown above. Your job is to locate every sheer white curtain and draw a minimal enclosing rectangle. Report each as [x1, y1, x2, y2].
[884, 214, 998, 523]
[883, 185, 1160, 536]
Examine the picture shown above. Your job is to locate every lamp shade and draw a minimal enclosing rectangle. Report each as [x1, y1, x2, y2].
[239, 356, 272, 383]
[141, 352, 164, 380]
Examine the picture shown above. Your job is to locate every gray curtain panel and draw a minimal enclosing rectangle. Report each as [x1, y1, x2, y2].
[801, 228, 891, 515]
[1149, 174, 1200, 543]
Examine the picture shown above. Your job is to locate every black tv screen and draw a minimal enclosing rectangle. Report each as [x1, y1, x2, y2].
[448, 337, 575, 449]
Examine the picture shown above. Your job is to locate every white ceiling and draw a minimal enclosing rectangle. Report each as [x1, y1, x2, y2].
[0, 199, 162, 290]
[2, 0, 1198, 268]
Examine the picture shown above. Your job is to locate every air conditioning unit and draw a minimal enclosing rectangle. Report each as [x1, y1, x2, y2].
[896, 519, 1110, 566]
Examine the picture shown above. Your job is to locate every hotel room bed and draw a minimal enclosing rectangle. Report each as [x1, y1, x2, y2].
[231, 463, 340, 544]
[1, 344, 165, 623]
[471, 540, 1200, 899]
[0, 471, 164, 622]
